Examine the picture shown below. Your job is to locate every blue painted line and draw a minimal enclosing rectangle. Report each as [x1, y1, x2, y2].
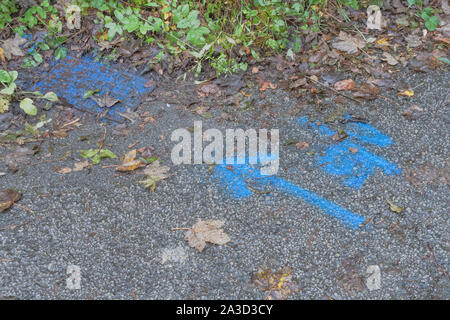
[212, 158, 367, 229]
[297, 115, 400, 189]
[32, 55, 154, 122]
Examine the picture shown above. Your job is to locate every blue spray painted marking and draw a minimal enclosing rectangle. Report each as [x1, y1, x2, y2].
[212, 157, 367, 229]
[297, 115, 400, 189]
[32, 55, 154, 122]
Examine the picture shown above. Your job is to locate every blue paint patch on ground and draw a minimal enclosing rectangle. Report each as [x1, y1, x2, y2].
[297, 115, 400, 189]
[212, 157, 367, 229]
[32, 55, 154, 122]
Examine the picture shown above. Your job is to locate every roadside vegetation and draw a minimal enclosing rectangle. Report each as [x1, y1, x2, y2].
[0, 1, 445, 76]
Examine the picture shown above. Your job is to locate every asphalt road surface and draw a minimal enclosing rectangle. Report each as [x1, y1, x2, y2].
[0, 68, 448, 299]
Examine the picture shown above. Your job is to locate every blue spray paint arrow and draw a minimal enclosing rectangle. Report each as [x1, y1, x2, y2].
[297, 115, 400, 189]
[212, 157, 367, 229]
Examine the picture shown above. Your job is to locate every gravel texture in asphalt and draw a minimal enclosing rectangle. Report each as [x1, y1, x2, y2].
[0, 68, 448, 299]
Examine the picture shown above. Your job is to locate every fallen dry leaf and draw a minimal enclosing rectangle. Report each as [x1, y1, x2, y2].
[184, 219, 231, 252]
[90, 94, 120, 108]
[57, 167, 72, 174]
[295, 141, 310, 150]
[353, 84, 380, 100]
[0, 189, 21, 213]
[139, 160, 169, 191]
[332, 31, 366, 54]
[402, 105, 423, 120]
[387, 200, 404, 213]
[116, 149, 144, 172]
[289, 78, 307, 89]
[199, 83, 220, 96]
[349, 147, 358, 154]
[259, 81, 277, 91]
[250, 266, 300, 300]
[382, 52, 399, 66]
[367, 5, 386, 30]
[334, 79, 355, 91]
[0, 33, 26, 60]
[73, 160, 90, 172]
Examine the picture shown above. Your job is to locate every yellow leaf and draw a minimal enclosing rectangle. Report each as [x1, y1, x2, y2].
[116, 149, 143, 172]
[398, 90, 414, 97]
[387, 200, 404, 213]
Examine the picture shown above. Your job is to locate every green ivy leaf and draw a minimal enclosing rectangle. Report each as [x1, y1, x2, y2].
[0, 83, 16, 95]
[20, 98, 38, 116]
[43, 91, 58, 102]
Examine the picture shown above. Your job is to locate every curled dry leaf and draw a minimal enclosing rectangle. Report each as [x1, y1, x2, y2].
[0, 189, 21, 213]
[334, 79, 355, 91]
[116, 149, 144, 172]
[184, 219, 231, 252]
[139, 160, 169, 191]
[367, 5, 386, 30]
[259, 81, 277, 91]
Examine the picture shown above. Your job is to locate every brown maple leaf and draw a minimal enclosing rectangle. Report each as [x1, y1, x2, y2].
[184, 219, 231, 252]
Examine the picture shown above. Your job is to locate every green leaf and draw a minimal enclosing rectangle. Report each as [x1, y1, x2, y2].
[20, 98, 38, 116]
[92, 154, 101, 165]
[438, 57, 450, 66]
[38, 42, 50, 50]
[99, 149, 117, 159]
[80, 149, 99, 159]
[83, 89, 100, 99]
[0, 70, 10, 83]
[54, 47, 67, 60]
[43, 91, 58, 102]
[0, 83, 16, 95]
[9, 71, 18, 82]
[424, 16, 439, 31]
[186, 27, 210, 47]
[105, 22, 122, 40]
